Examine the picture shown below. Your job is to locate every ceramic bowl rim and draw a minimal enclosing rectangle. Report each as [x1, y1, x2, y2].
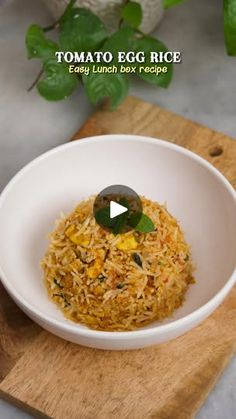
[0, 134, 235, 340]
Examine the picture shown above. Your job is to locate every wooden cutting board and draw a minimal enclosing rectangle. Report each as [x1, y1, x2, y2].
[0, 96, 236, 419]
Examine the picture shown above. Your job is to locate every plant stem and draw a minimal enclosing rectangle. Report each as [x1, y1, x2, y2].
[136, 28, 146, 37]
[43, 22, 60, 32]
[118, 0, 129, 28]
[27, 67, 44, 92]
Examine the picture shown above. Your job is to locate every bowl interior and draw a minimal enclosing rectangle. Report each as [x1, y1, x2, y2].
[0, 136, 235, 330]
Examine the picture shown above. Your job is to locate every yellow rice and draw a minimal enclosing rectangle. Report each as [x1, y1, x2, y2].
[41, 196, 194, 331]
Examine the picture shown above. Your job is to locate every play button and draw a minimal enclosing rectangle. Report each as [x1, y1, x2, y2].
[110, 201, 128, 219]
[93, 185, 142, 234]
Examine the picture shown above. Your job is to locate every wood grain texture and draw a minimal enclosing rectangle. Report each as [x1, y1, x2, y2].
[0, 96, 235, 418]
[1, 292, 236, 419]
[0, 284, 40, 382]
[74, 97, 236, 188]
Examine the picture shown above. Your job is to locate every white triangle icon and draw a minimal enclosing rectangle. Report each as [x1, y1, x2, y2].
[110, 201, 128, 219]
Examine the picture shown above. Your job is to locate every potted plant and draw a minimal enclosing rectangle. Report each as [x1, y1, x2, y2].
[42, 0, 164, 34]
[25, 0, 236, 109]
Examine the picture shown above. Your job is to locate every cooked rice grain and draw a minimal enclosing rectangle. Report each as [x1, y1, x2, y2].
[41, 196, 194, 331]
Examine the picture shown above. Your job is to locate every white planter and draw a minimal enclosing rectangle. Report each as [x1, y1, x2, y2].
[43, 0, 164, 33]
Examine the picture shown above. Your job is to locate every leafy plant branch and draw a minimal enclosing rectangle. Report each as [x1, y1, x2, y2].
[25, 0, 173, 109]
[25, 0, 236, 109]
[164, 0, 236, 57]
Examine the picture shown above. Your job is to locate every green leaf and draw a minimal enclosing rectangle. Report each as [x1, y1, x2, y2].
[83, 72, 129, 109]
[129, 213, 155, 233]
[59, 8, 107, 53]
[25, 24, 58, 60]
[224, 0, 236, 55]
[121, 1, 142, 28]
[95, 199, 128, 234]
[95, 207, 115, 228]
[100, 26, 136, 67]
[119, 197, 130, 212]
[59, 0, 77, 24]
[112, 197, 129, 234]
[163, 0, 185, 8]
[134, 36, 173, 88]
[37, 59, 78, 101]
[113, 212, 128, 234]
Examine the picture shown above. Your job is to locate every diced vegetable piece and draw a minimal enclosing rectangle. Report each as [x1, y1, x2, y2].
[63, 274, 73, 288]
[65, 224, 76, 237]
[116, 234, 138, 250]
[69, 233, 90, 246]
[87, 262, 102, 279]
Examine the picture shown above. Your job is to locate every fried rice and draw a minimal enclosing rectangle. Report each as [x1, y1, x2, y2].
[41, 196, 194, 331]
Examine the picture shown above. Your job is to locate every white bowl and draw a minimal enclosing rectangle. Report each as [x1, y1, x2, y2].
[0, 135, 235, 350]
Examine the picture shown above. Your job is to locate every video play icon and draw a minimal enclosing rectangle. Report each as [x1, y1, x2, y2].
[110, 201, 128, 219]
[93, 185, 142, 234]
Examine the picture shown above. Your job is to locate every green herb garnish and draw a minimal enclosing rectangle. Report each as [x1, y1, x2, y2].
[52, 293, 64, 298]
[95, 206, 115, 228]
[116, 283, 125, 289]
[95, 197, 129, 234]
[132, 253, 143, 267]
[54, 278, 63, 289]
[98, 274, 106, 282]
[53, 292, 71, 307]
[129, 212, 155, 233]
[95, 204, 155, 235]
